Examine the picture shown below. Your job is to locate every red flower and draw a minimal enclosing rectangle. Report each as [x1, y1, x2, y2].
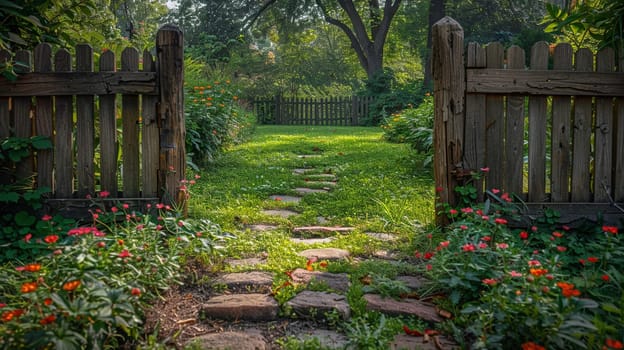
[435, 186, 444, 193]
[602, 274, 610, 282]
[482, 278, 497, 286]
[462, 243, 476, 252]
[111, 206, 119, 213]
[131, 288, 141, 296]
[494, 218, 507, 225]
[22, 263, 41, 272]
[423, 252, 434, 260]
[481, 236, 491, 242]
[449, 209, 458, 215]
[500, 192, 512, 202]
[461, 207, 474, 214]
[43, 235, 59, 244]
[1, 309, 24, 322]
[39, 314, 56, 325]
[552, 231, 563, 238]
[99, 191, 110, 198]
[23, 233, 32, 243]
[44, 298, 53, 306]
[605, 338, 624, 349]
[41, 214, 53, 221]
[587, 256, 599, 263]
[556, 246, 567, 252]
[603, 226, 618, 235]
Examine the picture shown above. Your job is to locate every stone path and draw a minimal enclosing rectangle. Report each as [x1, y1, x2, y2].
[181, 155, 457, 349]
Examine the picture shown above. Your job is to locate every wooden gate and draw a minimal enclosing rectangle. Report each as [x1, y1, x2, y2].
[0, 26, 186, 214]
[432, 17, 624, 225]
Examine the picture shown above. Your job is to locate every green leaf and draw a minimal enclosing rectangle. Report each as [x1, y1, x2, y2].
[31, 136, 53, 150]
[14, 211, 36, 227]
[0, 191, 20, 203]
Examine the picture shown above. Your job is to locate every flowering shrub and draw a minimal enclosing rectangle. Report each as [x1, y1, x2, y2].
[0, 182, 231, 349]
[185, 79, 255, 168]
[424, 173, 624, 349]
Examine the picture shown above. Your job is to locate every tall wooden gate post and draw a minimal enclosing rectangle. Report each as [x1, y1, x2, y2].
[432, 17, 465, 225]
[156, 25, 186, 207]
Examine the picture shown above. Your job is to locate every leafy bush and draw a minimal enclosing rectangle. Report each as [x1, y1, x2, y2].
[0, 186, 231, 349]
[184, 58, 256, 168]
[381, 94, 433, 165]
[423, 171, 624, 349]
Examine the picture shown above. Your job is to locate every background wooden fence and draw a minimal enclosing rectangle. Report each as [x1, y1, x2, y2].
[0, 25, 186, 214]
[433, 17, 624, 225]
[252, 95, 374, 126]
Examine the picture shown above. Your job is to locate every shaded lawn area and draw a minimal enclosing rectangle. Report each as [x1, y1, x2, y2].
[189, 125, 435, 234]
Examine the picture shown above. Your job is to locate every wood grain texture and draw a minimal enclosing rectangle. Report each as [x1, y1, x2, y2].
[616, 52, 624, 201]
[141, 50, 159, 198]
[550, 43, 573, 202]
[464, 42, 486, 200]
[121, 48, 140, 198]
[504, 45, 525, 197]
[53, 49, 73, 198]
[34, 44, 54, 193]
[527, 42, 549, 202]
[99, 50, 118, 196]
[75, 44, 95, 198]
[485, 42, 504, 191]
[14, 50, 33, 180]
[571, 49, 593, 202]
[593, 48, 615, 202]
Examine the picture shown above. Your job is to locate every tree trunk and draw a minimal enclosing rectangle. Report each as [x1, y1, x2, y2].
[424, 0, 445, 90]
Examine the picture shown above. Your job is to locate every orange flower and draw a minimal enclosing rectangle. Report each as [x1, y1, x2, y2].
[529, 268, 548, 277]
[605, 338, 624, 349]
[44, 298, 53, 306]
[1, 309, 24, 322]
[23, 263, 41, 272]
[62, 280, 81, 291]
[521, 342, 546, 350]
[131, 288, 141, 296]
[21, 282, 38, 293]
[557, 281, 581, 298]
[43, 235, 59, 244]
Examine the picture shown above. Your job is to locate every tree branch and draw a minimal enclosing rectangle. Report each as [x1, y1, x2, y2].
[315, 0, 369, 71]
[373, 0, 401, 52]
[242, 0, 279, 31]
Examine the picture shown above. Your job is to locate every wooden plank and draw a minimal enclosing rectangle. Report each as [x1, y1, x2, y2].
[504, 45, 525, 197]
[121, 47, 140, 198]
[0, 49, 10, 139]
[14, 50, 33, 180]
[75, 44, 95, 198]
[34, 44, 54, 193]
[521, 203, 624, 226]
[466, 69, 624, 96]
[432, 17, 465, 223]
[99, 50, 118, 196]
[157, 26, 186, 206]
[550, 43, 573, 202]
[527, 42, 549, 202]
[570, 49, 594, 202]
[54, 49, 73, 198]
[464, 42, 486, 200]
[485, 42, 504, 191]
[0, 72, 158, 96]
[616, 52, 624, 201]
[142, 50, 159, 198]
[593, 48, 615, 202]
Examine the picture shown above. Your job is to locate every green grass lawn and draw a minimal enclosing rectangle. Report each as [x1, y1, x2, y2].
[190, 125, 434, 230]
[187, 125, 435, 270]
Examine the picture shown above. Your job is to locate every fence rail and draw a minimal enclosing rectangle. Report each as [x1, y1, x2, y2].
[0, 25, 186, 214]
[252, 95, 373, 126]
[432, 16, 624, 225]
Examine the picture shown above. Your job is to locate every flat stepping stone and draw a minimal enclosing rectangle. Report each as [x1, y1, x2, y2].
[290, 237, 335, 245]
[297, 154, 322, 158]
[364, 294, 443, 323]
[201, 294, 278, 321]
[261, 209, 299, 218]
[212, 271, 273, 290]
[396, 276, 427, 290]
[224, 257, 267, 268]
[302, 174, 337, 180]
[303, 180, 337, 187]
[293, 168, 316, 175]
[372, 250, 401, 260]
[365, 232, 399, 241]
[286, 291, 350, 320]
[390, 334, 459, 350]
[269, 195, 302, 203]
[245, 224, 279, 231]
[298, 248, 350, 261]
[295, 187, 329, 195]
[290, 268, 350, 292]
[293, 329, 349, 349]
[191, 330, 269, 350]
[293, 226, 355, 234]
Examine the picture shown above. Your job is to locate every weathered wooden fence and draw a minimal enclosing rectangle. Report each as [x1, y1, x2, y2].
[433, 17, 624, 225]
[0, 25, 186, 213]
[252, 95, 374, 125]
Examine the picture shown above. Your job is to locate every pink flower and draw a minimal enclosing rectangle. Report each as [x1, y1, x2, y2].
[435, 186, 443, 193]
[156, 203, 165, 209]
[177, 221, 184, 227]
[462, 243, 476, 252]
[461, 207, 474, 214]
[496, 243, 509, 249]
[439, 241, 450, 248]
[111, 207, 119, 213]
[122, 203, 129, 209]
[556, 246, 567, 252]
[118, 250, 132, 258]
[509, 271, 523, 277]
[528, 260, 541, 267]
[426, 264, 432, 271]
[500, 192, 511, 202]
[531, 226, 538, 232]
[99, 191, 110, 198]
[42, 214, 53, 221]
[480, 167, 490, 172]
[23, 233, 32, 243]
[482, 278, 497, 286]
[449, 209, 458, 215]
[460, 225, 468, 230]
[491, 188, 500, 194]
[481, 215, 490, 221]
[478, 242, 488, 249]
[494, 218, 508, 225]
[481, 236, 491, 242]
[552, 231, 563, 238]
[194, 174, 201, 179]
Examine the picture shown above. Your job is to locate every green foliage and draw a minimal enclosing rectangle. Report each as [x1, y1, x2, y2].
[184, 69, 256, 167]
[381, 94, 433, 165]
[542, 0, 624, 56]
[361, 273, 410, 300]
[0, 188, 231, 349]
